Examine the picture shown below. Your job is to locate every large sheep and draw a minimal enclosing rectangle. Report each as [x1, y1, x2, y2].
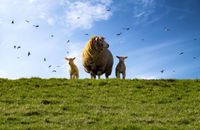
[82, 36, 113, 79]
[65, 57, 79, 79]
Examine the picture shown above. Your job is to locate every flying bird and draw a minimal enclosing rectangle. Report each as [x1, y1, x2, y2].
[160, 70, 165, 73]
[193, 57, 197, 59]
[51, 35, 54, 37]
[17, 46, 21, 49]
[44, 58, 46, 62]
[164, 27, 170, 32]
[77, 17, 80, 19]
[11, 20, 14, 24]
[48, 65, 52, 68]
[28, 52, 31, 56]
[179, 52, 184, 55]
[52, 70, 56, 72]
[123, 27, 130, 31]
[84, 33, 89, 36]
[25, 20, 30, 23]
[33, 25, 39, 28]
[106, 7, 111, 11]
[193, 38, 197, 41]
[67, 40, 70, 43]
[14, 45, 17, 49]
[116, 32, 122, 36]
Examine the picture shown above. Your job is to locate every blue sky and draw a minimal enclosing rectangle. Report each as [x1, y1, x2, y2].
[0, 0, 200, 79]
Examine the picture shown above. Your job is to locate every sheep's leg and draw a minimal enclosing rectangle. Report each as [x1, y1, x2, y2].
[122, 72, 126, 79]
[97, 71, 102, 79]
[105, 73, 109, 79]
[90, 72, 96, 79]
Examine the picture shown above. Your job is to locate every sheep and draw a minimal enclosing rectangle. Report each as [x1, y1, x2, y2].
[115, 56, 128, 79]
[82, 36, 113, 79]
[65, 57, 79, 79]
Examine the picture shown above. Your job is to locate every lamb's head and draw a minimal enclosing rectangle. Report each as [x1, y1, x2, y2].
[65, 57, 76, 65]
[116, 56, 128, 62]
[91, 36, 109, 51]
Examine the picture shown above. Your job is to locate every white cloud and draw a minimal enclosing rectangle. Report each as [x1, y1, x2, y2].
[128, 0, 157, 24]
[65, 1, 112, 29]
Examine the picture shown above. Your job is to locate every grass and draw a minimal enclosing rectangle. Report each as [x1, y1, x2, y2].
[0, 78, 200, 130]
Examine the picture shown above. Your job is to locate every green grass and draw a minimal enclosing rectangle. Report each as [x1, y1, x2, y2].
[0, 78, 200, 130]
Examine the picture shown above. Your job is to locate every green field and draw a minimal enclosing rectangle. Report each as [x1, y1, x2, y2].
[0, 78, 200, 130]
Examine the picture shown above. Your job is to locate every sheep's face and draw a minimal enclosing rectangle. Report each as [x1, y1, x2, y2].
[65, 57, 75, 65]
[116, 56, 128, 62]
[92, 36, 109, 51]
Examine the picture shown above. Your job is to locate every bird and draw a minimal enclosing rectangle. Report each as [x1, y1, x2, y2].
[123, 27, 130, 31]
[193, 57, 197, 59]
[141, 38, 145, 41]
[106, 7, 111, 11]
[17, 46, 21, 49]
[25, 20, 30, 23]
[48, 65, 52, 68]
[193, 38, 197, 41]
[77, 17, 80, 19]
[33, 25, 39, 28]
[51, 35, 54, 37]
[160, 70, 165, 73]
[164, 27, 170, 32]
[52, 70, 56, 72]
[11, 20, 14, 24]
[84, 33, 89, 36]
[28, 52, 31, 56]
[67, 40, 70, 43]
[66, 51, 69, 54]
[14, 45, 17, 49]
[116, 32, 122, 36]
[44, 58, 46, 62]
[179, 52, 184, 55]
[173, 70, 176, 73]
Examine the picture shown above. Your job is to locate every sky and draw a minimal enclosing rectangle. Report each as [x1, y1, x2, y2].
[0, 0, 200, 79]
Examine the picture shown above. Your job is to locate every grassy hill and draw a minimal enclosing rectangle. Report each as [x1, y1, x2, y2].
[0, 78, 200, 130]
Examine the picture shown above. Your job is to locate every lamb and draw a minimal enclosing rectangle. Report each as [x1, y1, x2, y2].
[82, 36, 113, 79]
[65, 57, 79, 79]
[115, 56, 128, 79]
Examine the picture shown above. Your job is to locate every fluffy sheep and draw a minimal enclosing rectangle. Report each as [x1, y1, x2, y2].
[115, 56, 128, 79]
[82, 36, 113, 79]
[65, 57, 79, 79]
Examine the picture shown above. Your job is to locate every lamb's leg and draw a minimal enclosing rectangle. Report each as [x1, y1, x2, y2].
[122, 72, 126, 79]
[70, 74, 72, 79]
[116, 71, 120, 79]
[76, 74, 79, 79]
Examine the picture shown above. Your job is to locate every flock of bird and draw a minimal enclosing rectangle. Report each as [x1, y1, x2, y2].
[8, 7, 199, 77]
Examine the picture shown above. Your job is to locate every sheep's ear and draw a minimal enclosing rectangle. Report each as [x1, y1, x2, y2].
[116, 56, 120, 59]
[124, 56, 128, 59]
[65, 57, 69, 60]
[95, 36, 99, 42]
[92, 36, 98, 44]
[72, 57, 76, 60]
